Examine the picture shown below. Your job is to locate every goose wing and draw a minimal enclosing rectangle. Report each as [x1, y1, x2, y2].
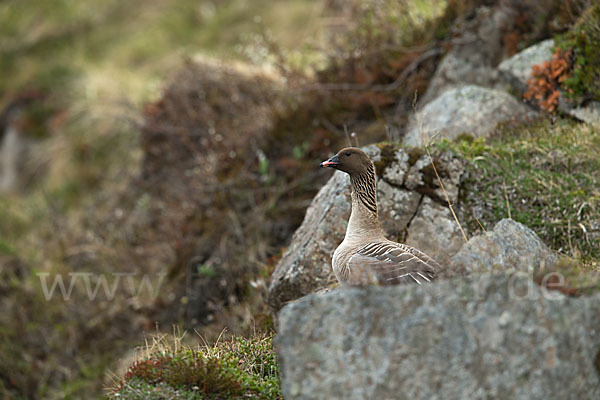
[347, 241, 441, 285]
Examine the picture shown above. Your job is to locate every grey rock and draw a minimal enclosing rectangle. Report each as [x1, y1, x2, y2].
[404, 154, 432, 191]
[268, 146, 466, 312]
[451, 218, 558, 275]
[431, 151, 465, 203]
[404, 152, 464, 203]
[419, 5, 519, 106]
[376, 180, 421, 236]
[362, 144, 382, 162]
[382, 149, 409, 186]
[277, 274, 600, 400]
[406, 197, 466, 267]
[560, 100, 600, 127]
[268, 169, 351, 312]
[404, 85, 538, 147]
[421, 51, 502, 107]
[498, 39, 555, 94]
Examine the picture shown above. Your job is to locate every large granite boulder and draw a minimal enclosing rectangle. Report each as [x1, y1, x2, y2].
[277, 274, 600, 400]
[404, 85, 538, 147]
[268, 145, 466, 312]
[451, 218, 558, 275]
[267, 168, 352, 312]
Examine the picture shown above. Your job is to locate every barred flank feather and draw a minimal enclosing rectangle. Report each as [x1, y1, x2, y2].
[348, 241, 439, 285]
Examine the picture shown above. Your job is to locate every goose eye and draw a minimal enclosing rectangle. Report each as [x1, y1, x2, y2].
[345, 151, 351, 156]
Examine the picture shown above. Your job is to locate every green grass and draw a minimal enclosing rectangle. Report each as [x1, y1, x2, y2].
[113, 332, 280, 399]
[436, 118, 600, 266]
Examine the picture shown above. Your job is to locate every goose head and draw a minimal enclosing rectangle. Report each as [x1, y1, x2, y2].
[320, 147, 372, 177]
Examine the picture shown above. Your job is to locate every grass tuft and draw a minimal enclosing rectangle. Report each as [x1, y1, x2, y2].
[436, 118, 600, 267]
[112, 331, 281, 399]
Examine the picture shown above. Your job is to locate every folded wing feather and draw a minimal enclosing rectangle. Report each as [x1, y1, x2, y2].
[347, 241, 441, 285]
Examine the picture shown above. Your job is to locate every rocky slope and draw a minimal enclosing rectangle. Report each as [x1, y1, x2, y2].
[269, 19, 600, 310]
[273, 12, 600, 397]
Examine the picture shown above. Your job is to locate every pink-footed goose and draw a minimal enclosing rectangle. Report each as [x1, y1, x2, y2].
[320, 147, 442, 286]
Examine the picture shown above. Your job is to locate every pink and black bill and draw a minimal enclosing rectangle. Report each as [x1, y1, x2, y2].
[320, 154, 339, 168]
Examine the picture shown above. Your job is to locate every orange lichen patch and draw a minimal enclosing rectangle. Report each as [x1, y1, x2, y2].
[524, 48, 573, 112]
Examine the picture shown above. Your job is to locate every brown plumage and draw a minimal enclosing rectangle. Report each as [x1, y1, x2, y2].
[320, 147, 442, 286]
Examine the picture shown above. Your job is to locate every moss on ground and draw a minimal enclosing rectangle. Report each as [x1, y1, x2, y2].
[113, 333, 280, 399]
[436, 118, 600, 267]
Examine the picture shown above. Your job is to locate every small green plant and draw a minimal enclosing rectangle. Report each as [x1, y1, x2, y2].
[122, 355, 244, 397]
[292, 142, 309, 160]
[196, 264, 218, 278]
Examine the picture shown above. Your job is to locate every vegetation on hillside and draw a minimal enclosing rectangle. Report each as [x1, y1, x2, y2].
[525, 4, 600, 112]
[556, 4, 600, 102]
[437, 118, 600, 296]
[439, 118, 599, 265]
[113, 332, 280, 399]
[0, 1, 321, 397]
